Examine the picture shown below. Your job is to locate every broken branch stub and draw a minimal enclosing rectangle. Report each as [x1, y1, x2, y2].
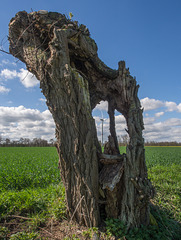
[9, 11, 154, 228]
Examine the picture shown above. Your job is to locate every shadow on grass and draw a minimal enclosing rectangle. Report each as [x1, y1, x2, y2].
[102, 203, 181, 240]
[149, 203, 181, 240]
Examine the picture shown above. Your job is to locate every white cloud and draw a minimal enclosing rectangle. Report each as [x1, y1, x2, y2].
[94, 101, 108, 111]
[0, 85, 10, 93]
[141, 97, 164, 111]
[143, 117, 155, 125]
[165, 101, 178, 112]
[0, 106, 55, 140]
[155, 111, 164, 118]
[143, 117, 181, 142]
[115, 114, 126, 124]
[0, 69, 17, 80]
[0, 68, 39, 88]
[178, 103, 181, 113]
[164, 118, 181, 127]
[18, 68, 39, 88]
[141, 97, 181, 113]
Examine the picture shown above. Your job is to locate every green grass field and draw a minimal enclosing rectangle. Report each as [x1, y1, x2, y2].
[146, 147, 181, 221]
[0, 147, 181, 239]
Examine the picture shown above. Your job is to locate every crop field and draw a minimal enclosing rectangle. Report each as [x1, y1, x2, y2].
[0, 146, 181, 239]
[146, 147, 181, 220]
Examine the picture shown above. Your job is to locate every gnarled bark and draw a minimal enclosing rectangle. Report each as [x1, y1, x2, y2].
[9, 10, 154, 228]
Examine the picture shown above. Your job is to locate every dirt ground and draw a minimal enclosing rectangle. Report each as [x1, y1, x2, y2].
[1, 217, 117, 239]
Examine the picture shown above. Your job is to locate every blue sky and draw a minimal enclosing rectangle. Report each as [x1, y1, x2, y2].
[0, 0, 181, 142]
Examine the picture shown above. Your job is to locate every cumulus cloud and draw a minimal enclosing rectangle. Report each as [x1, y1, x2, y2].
[0, 69, 17, 80]
[0, 68, 39, 88]
[177, 103, 181, 112]
[141, 97, 164, 111]
[18, 68, 39, 88]
[165, 101, 178, 112]
[141, 97, 181, 113]
[0, 85, 10, 93]
[0, 106, 55, 140]
[155, 112, 164, 118]
[143, 117, 181, 142]
[164, 118, 181, 127]
[143, 117, 156, 125]
[95, 101, 108, 111]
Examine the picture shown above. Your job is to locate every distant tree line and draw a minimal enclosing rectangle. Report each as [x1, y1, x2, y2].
[144, 141, 181, 146]
[99, 134, 181, 147]
[117, 135, 181, 147]
[0, 137, 56, 147]
[0, 135, 181, 147]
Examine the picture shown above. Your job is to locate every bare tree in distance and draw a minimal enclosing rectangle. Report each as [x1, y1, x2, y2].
[8, 11, 154, 228]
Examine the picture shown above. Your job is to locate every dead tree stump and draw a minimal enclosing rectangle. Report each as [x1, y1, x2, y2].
[8, 11, 154, 228]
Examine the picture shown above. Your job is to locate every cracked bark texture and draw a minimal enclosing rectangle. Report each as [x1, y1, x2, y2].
[9, 11, 154, 228]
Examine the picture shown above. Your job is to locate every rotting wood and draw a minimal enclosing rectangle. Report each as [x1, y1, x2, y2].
[8, 10, 155, 228]
[99, 153, 125, 165]
[99, 153, 124, 160]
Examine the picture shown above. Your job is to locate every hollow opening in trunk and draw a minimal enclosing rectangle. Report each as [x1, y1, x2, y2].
[93, 100, 129, 153]
[115, 112, 129, 148]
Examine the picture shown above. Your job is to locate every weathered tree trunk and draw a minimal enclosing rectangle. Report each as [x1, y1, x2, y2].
[9, 11, 154, 228]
